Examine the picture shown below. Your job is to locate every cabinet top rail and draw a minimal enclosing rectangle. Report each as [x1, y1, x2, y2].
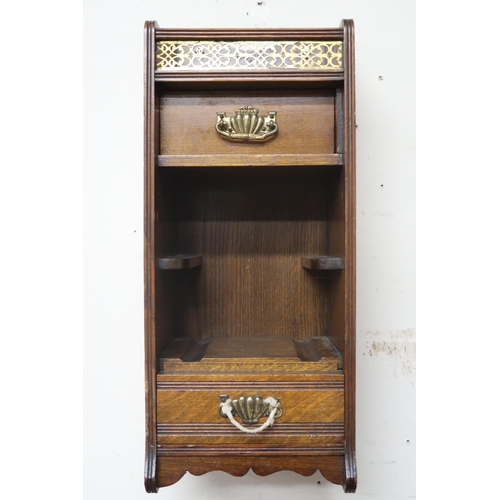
[155, 28, 344, 40]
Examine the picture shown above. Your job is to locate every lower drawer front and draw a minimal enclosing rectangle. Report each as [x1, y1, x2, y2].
[156, 378, 344, 449]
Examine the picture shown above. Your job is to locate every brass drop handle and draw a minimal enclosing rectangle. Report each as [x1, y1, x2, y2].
[219, 395, 282, 434]
[215, 106, 278, 142]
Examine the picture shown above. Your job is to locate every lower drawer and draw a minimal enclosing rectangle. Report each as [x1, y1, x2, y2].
[156, 375, 344, 449]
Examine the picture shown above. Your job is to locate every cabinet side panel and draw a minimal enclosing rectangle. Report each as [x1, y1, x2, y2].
[154, 170, 179, 350]
[327, 167, 346, 356]
[144, 20, 159, 494]
[341, 18, 357, 493]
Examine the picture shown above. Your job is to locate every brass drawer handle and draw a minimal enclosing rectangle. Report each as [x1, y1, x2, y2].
[219, 395, 282, 434]
[216, 106, 278, 142]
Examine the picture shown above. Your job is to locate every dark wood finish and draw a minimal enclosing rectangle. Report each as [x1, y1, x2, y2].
[301, 256, 344, 270]
[155, 28, 344, 41]
[154, 72, 345, 85]
[143, 19, 159, 495]
[335, 87, 344, 154]
[341, 19, 357, 494]
[156, 454, 345, 488]
[157, 255, 202, 270]
[144, 21, 356, 493]
[159, 91, 335, 156]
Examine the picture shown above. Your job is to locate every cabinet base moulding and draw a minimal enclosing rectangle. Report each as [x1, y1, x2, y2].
[155, 455, 346, 488]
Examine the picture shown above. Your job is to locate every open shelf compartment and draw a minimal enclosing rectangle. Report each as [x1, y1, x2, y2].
[153, 166, 346, 348]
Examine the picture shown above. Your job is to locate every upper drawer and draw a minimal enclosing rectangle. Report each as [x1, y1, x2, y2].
[159, 89, 336, 157]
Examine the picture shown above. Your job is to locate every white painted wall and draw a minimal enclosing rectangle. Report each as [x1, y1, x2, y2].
[83, 1, 415, 499]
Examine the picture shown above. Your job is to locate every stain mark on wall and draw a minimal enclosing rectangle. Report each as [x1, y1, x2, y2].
[365, 328, 415, 377]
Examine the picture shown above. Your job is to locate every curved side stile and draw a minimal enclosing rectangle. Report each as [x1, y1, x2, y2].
[343, 453, 357, 493]
[144, 19, 159, 494]
[144, 445, 158, 493]
[340, 18, 357, 494]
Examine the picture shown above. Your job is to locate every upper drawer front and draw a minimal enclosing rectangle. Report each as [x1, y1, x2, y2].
[159, 90, 335, 156]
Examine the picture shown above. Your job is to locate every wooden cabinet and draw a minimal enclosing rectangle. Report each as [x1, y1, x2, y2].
[144, 20, 356, 493]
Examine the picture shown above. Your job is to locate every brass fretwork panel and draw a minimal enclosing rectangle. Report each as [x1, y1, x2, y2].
[156, 40, 342, 71]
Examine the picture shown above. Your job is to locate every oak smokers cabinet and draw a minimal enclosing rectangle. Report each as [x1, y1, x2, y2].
[144, 20, 356, 493]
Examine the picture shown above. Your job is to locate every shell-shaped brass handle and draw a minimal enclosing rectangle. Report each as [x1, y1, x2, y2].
[216, 106, 278, 142]
[219, 395, 282, 424]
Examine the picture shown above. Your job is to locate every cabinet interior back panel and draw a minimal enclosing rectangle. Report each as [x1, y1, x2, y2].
[157, 168, 341, 341]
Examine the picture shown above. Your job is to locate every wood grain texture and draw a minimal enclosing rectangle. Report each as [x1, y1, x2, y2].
[301, 256, 344, 270]
[157, 338, 344, 442]
[157, 153, 343, 167]
[160, 336, 341, 362]
[341, 18, 357, 494]
[158, 372, 341, 382]
[156, 455, 345, 488]
[157, 336, 343, 371]
[155, 28, 344, 41]
[157, 255, 202, 270]
[157, 423, 344, 449]
[335, 87, 344, 154]
[154, 73, 345, 87]
[157, 167, 342, 341]
[157, 381, 344, 424]
[326, 168, 346, 355]
[143, 19, 159, 495]
[159, 90, 335, 156]
[157, 423, 343, 452]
